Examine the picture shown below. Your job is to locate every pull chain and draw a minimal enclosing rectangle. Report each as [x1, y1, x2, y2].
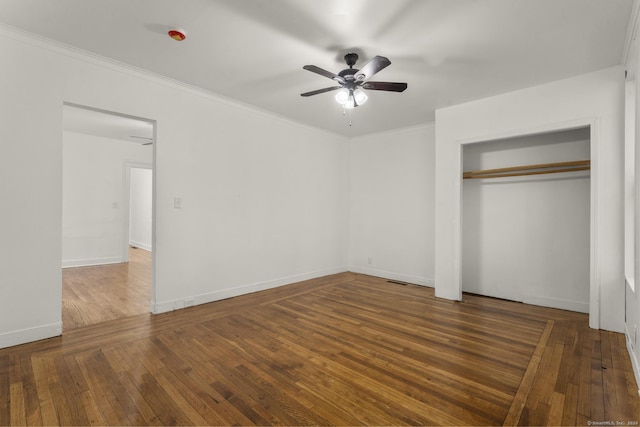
[343, 108, 353, 127]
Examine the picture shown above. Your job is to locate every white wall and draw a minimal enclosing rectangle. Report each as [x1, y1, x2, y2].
[62, 131, 152, 267]
[624, 75, 639, 386]
[129, 166, 152, 251]
[435, 66, 625, 333]
[625, 22, 640, 390]
[0, 28, 348, 348]
[0, 31, 64, 345]
[625, 80, 636, 291]
[462, 129, 591, 312]
[348, 125, 435, 285]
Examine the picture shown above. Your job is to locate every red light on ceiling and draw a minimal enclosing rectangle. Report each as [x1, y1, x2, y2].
[168, 29, 186, 41]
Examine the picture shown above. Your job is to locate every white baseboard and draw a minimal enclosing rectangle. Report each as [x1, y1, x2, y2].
[625, 324, 640, 392]
[521, 294, 589, 314]
[151, 266, 349, 314]
[0, 322, 62, 349]
[129, 241, 152, 251]
[348, 265, 434, 287]
[62, 256, 123, 268]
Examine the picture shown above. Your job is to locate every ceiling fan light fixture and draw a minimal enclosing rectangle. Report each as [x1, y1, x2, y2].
[303, 54, 403, 118]
[335, 88, 367, 109]
[343, 97, 356, 110]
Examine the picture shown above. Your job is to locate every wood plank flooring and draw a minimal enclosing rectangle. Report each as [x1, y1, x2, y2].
[62, 247, 151, 330]
[2, 272, 638, 425]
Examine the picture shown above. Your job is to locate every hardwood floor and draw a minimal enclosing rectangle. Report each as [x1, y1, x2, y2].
[1, 273, 638, 425]
[62, 247, 152, 330]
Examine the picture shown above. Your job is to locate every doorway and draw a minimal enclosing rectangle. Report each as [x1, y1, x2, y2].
[125, 164, 153, 257]
[61, 103, 155, 330]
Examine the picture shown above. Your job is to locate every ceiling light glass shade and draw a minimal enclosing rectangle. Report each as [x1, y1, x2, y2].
[335, 88, 368, 109]
[335, 88, 350, 104]
[343, 96, 356, 109]
[353, 89, 368, 105]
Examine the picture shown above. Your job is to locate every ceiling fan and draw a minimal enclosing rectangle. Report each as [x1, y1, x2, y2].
[301, 53, 407, 109]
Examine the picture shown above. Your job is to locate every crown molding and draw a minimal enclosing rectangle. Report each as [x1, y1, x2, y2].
[0, 22, 349, 140]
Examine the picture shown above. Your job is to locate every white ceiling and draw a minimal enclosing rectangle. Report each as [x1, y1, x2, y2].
[0, 0, 635, 137]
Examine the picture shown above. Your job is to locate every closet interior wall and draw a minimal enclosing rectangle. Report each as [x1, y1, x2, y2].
[461, 128, 591, 312]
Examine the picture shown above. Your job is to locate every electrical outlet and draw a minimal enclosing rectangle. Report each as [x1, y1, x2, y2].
[173, 197, 183, 209]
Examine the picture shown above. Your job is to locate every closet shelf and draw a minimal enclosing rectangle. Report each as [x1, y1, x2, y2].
[463, 160, 590, 180]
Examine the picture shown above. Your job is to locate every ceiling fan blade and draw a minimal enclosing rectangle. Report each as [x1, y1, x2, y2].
[300, 86, 342, 97]
[361, 81, 408, 92]
[303, 65, 346, 84]
[354, 55, 391, 81]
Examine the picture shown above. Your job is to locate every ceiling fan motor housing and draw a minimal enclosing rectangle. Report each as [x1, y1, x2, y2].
[344, 53, 358, 67]
[338, 53, 361, 89]
[338, 69, 358, 89]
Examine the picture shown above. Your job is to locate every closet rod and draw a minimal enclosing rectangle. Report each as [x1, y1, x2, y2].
[463, 160, 590, 180]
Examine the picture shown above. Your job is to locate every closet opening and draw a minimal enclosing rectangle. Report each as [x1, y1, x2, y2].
[461, 127, 591, 313]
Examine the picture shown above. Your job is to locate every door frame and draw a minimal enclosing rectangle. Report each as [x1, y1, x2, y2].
[62, 101, 157, 316]
[459, 128, 591, 312]
[446, 118, 600, 329]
